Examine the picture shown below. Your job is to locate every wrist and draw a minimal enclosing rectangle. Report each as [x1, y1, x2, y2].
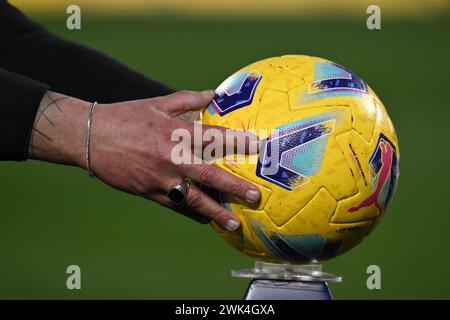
[28, 91, 91, 168]
[61, 98, 92, 168]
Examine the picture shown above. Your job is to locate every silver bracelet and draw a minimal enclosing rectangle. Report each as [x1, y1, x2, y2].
[84, 101, 98, 177]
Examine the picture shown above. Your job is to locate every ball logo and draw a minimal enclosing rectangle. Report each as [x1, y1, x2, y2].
[349, 134, 399, 214]
[207, 70, 262, 116]
[249, 219, 341, 262]
[256, 110, 345, 190]
[299, 61, 368, 104]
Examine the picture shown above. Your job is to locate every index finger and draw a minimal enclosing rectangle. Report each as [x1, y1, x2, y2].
[187, 122, 260, 157]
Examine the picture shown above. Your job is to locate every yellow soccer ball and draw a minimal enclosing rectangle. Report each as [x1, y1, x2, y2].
[201, 55, 399, 263]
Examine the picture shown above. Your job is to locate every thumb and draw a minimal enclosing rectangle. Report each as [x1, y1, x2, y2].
[156, 90, 215, 116]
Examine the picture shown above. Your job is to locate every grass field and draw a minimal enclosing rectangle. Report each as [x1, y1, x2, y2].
[0, 14, 449, 299]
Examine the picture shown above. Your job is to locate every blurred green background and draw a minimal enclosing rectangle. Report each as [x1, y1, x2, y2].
[1, 1, 450, 299]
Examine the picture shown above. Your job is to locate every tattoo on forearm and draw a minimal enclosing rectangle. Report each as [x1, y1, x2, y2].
[28, 91, 68, 157]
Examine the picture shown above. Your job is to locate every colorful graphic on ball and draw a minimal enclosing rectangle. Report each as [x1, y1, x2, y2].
[349, 134, 399, 214]
[207, 70, 262, 116]
[299, 61, 368, 104]
[256, 110, 345, 190]
[250, 219, 340, 262]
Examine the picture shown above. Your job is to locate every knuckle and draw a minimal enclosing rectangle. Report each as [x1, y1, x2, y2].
[185, 192, 203, 210]
[178, 90, 197, 102]
[186, 91, 201, 103]
[133, 182, 148, 196]
[229, 182, 242, 197]
[132, 177, 152, 196]
[154, 150, 170, 165]
[198, 165, 216, 185]
[211, 209, 229, 225]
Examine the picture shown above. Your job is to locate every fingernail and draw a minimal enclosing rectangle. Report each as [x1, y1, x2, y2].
[201, 90, 215, 97]
[225, 219, 240, 231]
[245, 189, 260, 203]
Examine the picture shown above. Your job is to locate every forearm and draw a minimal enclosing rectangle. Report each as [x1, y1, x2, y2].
[28, 91, 91, 167]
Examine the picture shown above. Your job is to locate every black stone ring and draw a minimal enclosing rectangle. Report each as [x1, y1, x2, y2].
[167, 177, 191, 206]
